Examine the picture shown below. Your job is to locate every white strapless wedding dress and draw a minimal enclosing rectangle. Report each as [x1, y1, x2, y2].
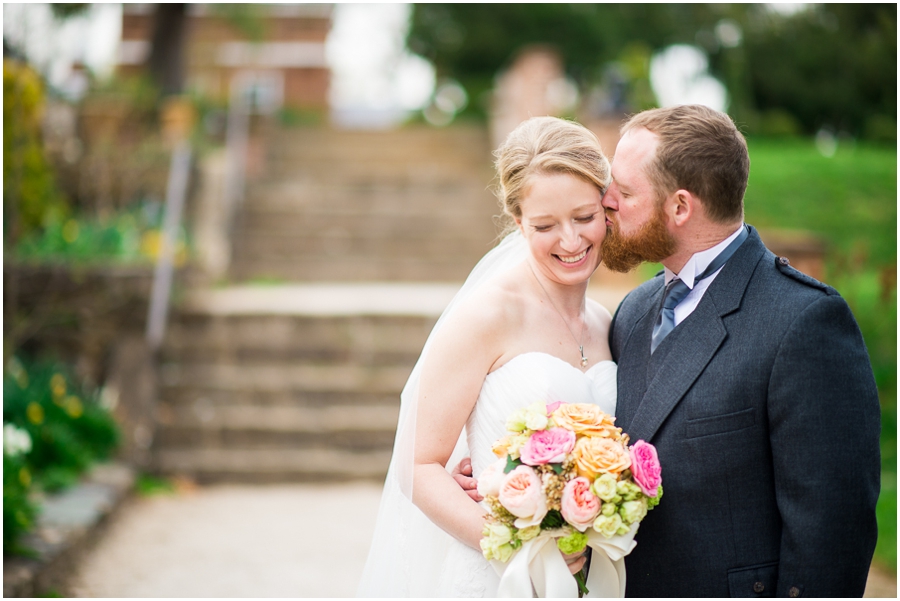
[434, 352, 618, 597]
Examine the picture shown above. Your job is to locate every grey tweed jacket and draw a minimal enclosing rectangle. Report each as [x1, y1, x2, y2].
[610, 225, 880, 597]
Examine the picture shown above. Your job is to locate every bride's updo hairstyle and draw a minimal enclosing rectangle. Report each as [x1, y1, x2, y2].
[494, 116, 610, 230]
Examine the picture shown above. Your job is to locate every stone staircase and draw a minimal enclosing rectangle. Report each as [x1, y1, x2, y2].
[229, 126, 501, 282]
[154, 126, 503, 482]
[155, 295, 437, 482]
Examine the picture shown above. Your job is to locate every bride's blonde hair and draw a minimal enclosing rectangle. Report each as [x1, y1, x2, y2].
[494, 117, 611, 231]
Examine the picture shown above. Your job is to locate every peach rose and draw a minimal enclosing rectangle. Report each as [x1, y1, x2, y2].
[572, 436, 632, 480]
[552, 403, 621, 438]
[499, 465, 548, 528]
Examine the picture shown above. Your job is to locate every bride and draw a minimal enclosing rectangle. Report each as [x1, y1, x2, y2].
[358, 117, 617, 597]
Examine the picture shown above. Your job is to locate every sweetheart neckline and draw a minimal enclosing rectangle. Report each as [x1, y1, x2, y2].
[488, 351, 615, 379]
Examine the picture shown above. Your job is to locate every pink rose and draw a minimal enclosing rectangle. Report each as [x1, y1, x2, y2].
[499, 465, 548, 527]
[560, 477, 602, 532]
[546, 400, 565, 414]
[519, 428, 576, 466]
[629, 440, 662, 497]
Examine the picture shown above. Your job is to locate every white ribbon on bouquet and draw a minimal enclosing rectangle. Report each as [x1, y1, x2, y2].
[490, 523, 639, 598]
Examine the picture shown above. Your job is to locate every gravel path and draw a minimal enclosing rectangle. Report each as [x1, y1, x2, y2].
[70, 481, 895, 597]
[69, 482, 382, 597]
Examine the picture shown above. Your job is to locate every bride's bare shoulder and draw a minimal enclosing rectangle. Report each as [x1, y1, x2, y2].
[586, 297, 613, 324]
[441, 265, 529, 340]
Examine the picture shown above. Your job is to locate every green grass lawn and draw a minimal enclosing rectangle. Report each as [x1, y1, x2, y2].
[743, 137, 897, 269]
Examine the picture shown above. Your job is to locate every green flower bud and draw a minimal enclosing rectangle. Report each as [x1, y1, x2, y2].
[591, 473, 618, 502]
[557, 530, 589, 554]
[518, 525, 541, 542]
[593, 513, 623, 539]
[506, 409, 529, 433]
[619, 498, 648, 525]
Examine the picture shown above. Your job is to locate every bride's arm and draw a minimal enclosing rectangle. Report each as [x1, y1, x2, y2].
[412, 299, 505, 551]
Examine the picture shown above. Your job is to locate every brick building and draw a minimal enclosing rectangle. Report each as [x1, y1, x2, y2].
[117, 4, 333, 111]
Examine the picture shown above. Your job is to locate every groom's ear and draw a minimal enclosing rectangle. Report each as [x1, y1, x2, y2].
[667, 189, 696, 228]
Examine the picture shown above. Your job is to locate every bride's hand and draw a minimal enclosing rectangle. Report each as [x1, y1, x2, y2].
[561, 549, 587, 575]
[450, 457, 483, 502]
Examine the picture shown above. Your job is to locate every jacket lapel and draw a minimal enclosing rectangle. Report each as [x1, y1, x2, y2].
[624, 226, 767, 443]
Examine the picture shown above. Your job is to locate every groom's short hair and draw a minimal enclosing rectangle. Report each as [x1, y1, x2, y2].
[622, 105, 749, 224]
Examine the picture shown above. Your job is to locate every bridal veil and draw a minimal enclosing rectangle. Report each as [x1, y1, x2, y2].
[357, 230, 527, 597]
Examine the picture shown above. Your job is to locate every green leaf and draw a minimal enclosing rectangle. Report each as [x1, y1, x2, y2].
[540, 509, 565, 529]
[504, 455, 522, 474]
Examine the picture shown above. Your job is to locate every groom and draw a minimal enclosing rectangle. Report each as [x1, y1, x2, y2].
[600, 104, 880, 597]
[454, 104, 881, 597]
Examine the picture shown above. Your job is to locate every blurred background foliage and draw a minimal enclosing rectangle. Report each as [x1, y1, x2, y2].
[408, 3, 896, 141]
[3, 59, 70, 243]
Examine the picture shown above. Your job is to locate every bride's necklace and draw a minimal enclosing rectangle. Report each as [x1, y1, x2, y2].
[528, 262, 589, 368]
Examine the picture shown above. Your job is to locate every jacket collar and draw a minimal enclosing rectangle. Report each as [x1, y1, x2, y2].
[621, 225, 767, 443]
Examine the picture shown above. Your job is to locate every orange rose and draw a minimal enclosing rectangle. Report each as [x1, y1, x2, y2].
[571, 436, 631, 480]
[552, 403, 621, 438]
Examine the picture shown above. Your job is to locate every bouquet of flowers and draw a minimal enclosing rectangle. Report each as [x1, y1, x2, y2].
[478, 401, 662, 597]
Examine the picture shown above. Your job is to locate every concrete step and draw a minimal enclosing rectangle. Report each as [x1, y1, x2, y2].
[160, 362, 413, 396]
[268, 125, 490, 155]
[243, 183, 497, 214]
[159, 388, 399, 410]
[164, 312, 437, 363]
[234, 211, 498, 238]
[155, 404, 399, 451]
[153, 448, 393, 483]
[229, 256, 483, 282]
[231, 234, 496, 262]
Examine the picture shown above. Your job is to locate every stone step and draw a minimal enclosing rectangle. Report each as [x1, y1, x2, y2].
[157, 402, 399, 433]
[156, 424, 396, 454]
[164, 312, 437, 362]
[266, 160, 490, 181]
[235, 208, 499, 234]
[159, 388, 399, 410]
[228, 256, 481, 282]
[231, 234, 496, 262]
[155, 404, 398, 452]
[243, 183, 496, 214]
[153, 448, 393, 483]
[160, 362, 413, 396]
[268, 125, 489, 154]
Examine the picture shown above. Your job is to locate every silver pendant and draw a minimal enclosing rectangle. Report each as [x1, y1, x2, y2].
[580, 347, 588, 368]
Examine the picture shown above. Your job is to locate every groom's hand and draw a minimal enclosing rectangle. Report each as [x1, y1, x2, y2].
[451, 457, 483, 502]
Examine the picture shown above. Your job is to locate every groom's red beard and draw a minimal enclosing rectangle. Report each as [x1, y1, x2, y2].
[601, 205, 677, 273]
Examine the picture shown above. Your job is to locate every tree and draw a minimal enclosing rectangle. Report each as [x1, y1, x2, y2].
[146, 4, 189, 97]
[407, 3, 897, 140]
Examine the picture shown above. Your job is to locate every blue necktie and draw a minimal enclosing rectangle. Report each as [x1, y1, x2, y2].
[650, 226, 749, 354]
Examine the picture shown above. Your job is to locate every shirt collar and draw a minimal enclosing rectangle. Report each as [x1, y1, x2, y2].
[664, 224, 746, 288]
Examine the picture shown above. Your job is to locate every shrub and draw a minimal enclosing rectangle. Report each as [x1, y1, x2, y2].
[3, 59, 70, 240]
[3, 356, 120, 555]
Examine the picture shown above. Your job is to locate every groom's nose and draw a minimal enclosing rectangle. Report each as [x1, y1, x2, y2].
[601, 184, 618, 210]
